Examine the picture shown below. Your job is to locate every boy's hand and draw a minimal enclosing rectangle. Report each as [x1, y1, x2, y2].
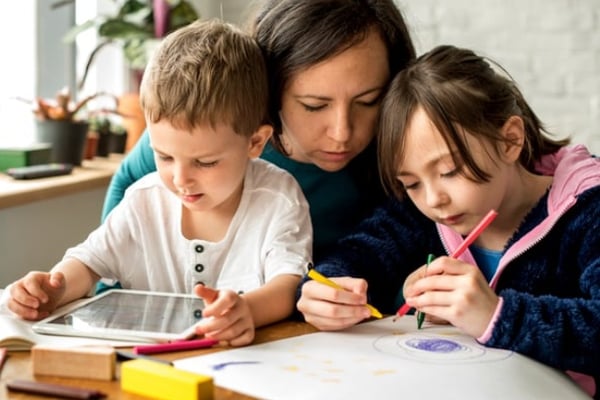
[297, 276, 372, 331]
[193, 284, 255, 346]
[7, 271, 66, 321]
[404, 256, 499, 337]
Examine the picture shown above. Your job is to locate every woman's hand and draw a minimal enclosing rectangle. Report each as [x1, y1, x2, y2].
[193, 284, 255, 346]
[7, 271, 66, 321]
[296, 276, 372, 331]
[404, 256, 499, 337]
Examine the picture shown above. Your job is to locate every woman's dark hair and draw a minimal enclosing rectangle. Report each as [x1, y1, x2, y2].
[378, 44, 570, 199]
[251, 0, 416, 151]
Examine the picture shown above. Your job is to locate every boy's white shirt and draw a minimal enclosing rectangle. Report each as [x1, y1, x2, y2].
[64, 158, 312, 294]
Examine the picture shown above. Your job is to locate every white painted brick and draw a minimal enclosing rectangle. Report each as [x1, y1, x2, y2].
[397, 0, 600, 154]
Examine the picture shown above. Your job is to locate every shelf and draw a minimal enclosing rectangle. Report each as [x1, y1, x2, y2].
[0, 155, 123, 210]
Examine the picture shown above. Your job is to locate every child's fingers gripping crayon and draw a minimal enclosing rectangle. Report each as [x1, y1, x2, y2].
[307, 269, 382, 319]
[416, 253, 435, 329]
[394, 210, 498, 323]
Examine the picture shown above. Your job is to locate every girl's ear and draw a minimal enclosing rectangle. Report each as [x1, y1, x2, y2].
[248, 124, 274, 158]
[499, 115, 525, 163]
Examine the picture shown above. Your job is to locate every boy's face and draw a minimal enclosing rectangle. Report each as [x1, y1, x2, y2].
[149, 119, 269, 215]
[395, 107, 510, 237]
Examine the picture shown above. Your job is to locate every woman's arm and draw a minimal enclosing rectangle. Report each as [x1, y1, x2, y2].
[101, 130, 156, 221]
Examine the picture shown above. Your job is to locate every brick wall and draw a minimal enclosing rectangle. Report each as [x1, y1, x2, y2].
[398, 0, 600, 154]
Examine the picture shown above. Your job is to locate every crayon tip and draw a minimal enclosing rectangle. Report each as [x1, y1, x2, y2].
[417, 311, 425, 329]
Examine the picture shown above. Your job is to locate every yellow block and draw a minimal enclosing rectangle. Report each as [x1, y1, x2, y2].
[121, 359, 214, 400]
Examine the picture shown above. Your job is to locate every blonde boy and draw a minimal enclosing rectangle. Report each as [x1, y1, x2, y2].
[6, 20, 312, 346]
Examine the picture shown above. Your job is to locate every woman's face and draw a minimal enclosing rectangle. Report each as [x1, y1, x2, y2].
[279, 29, 390, 172]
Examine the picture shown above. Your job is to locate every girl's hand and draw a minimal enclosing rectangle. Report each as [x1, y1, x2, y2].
[193, 284, 255, 346]
[296, 276, 372, 331]
[404, 256, 499, 338]
[7, 271, 66, 321]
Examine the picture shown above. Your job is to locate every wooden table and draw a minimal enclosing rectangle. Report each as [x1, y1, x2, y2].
[0, 154, 123, 210]
[0, 321, 318, 399]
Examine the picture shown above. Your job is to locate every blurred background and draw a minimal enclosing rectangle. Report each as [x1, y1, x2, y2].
[0, 0, 598, 153]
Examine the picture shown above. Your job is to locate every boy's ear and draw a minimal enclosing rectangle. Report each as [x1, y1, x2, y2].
[248, 124, 273, 158]
[499, 115, 525, 163]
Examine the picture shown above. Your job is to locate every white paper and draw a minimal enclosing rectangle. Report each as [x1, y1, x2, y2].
[174, 316, 590, 400]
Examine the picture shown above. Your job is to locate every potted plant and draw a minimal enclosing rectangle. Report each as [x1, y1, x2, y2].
[87, 115, 111, 158]
[90, 114, 128, 158]
[107, 122, 128, 154]
[57, 0, 199, 89]
[17, 87, 120, 166]
[54, 0, 200, 151]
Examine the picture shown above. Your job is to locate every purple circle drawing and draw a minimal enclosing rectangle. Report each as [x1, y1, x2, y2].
[405, 338, 463, 353]
[372, 331, 512, 364]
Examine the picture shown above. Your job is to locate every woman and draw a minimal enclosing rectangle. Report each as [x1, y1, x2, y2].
[101, 0, 416, 262]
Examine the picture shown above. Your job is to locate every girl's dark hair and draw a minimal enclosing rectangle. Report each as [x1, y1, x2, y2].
[251, 0, 416, 152]
[378, 44, 570, 199]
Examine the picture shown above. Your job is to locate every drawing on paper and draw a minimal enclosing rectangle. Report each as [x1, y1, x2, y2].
[206, 329, 513, 376]
[172, 317, 588, 400]
[211, 361, 260, 371]
[372, 329, 513, 363]
[407, 337, 463, 352]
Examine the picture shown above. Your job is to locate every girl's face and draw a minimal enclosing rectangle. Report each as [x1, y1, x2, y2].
[396, 107, 512, 237]
[279, 29, 390, 172]
[149, 119, 269, 216]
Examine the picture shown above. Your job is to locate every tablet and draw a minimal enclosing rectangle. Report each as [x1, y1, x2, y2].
[32, 289, 205, 343]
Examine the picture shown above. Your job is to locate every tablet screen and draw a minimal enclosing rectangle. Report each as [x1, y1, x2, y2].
[33, 289, 205, 343]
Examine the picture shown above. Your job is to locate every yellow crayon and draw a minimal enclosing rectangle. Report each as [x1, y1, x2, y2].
[307, 269, 383, 319]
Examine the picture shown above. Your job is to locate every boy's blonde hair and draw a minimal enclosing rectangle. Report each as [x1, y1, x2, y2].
[140, 19, 269, 136]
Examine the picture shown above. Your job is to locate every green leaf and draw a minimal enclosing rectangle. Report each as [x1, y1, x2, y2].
[60, 0, 200, 88]
[117, 0, 149, 18]
[122, 38, 150, 68]
[121, 5, 154, 26]
[62, 19, 98, 43]
[98, 19, 153, 40]
[168, 1, 200, 31]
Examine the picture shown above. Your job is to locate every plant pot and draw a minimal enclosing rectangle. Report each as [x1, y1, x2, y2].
[84, 132, 99, 160]
[108, 133, 128, 154]
[96, 133, 111, 158]
[35, 120, 89, 166]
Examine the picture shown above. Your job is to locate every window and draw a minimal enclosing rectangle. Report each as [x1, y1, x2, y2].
[0, 1, 246, 148]
[0, 1, 127, 148]
[0, 1, 76, 147]
[0, 2, 36, 147]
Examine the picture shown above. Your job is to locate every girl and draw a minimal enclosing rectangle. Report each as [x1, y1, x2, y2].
[298, 45, 599, 397]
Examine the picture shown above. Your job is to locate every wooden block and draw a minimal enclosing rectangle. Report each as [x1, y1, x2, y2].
[121, 359, 214, 400]
[31, 345, 116, 381]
